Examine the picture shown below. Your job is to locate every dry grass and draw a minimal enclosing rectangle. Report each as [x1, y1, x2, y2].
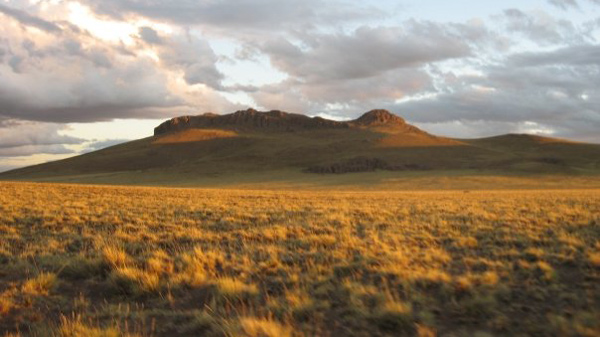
[21, 273, 57, 296]
[239, 317, 292, 337]
[54, 315, 142, 337]
[0, 181, 598, 336]
[152, 129, 238, 144]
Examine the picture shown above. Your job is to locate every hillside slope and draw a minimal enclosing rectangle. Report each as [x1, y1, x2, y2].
[1, 109, 599, 186]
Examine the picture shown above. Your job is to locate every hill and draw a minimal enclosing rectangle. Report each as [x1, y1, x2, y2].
[1, 108, 600, 188]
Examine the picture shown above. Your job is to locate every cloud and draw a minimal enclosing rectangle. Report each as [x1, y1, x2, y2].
[548, 0, 580, 9]
[393, 43, 600, 142]
[78, 0, 383, 33]
[0, 3, 61, 33]
[138, 26, 162, 45]
[0, 164, 19, 173]
[262, 22, 471, 84]
[0, 1, 245, 124]
[0, 18, 185, 122]
[247, 21, 480, 114]
[0, 120, 84, 148]
[509, 44, 600, 66]
[0, 144, 76, 157]
[240, 14, 600, 142]
[0, 120, 84, 157]
[547, 0, 600, 10]
[413, 120, 556, 139]
[145, 32, 224, 89]
[82, 138, 128, 152]
[252, 68, 433, 114]
[500, 9, 586, 45]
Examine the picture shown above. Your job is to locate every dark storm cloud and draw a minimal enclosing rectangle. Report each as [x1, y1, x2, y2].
[0, 3, 61, 33]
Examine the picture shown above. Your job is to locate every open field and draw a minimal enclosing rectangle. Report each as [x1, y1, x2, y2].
[7, 170, 600, 191]
[5, 168, 600, 191]
[0, 182, 599, 336]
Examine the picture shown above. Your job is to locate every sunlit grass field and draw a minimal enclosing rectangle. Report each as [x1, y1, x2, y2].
[1, 182, 599, 336]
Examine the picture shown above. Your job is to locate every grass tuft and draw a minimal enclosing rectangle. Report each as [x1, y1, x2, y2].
[215, 277, 259, 299]
[239, 317, 292, 337]
[108, 267, 160, 295]
[22, 272, 57, 296]
[54, 315, 141, 337]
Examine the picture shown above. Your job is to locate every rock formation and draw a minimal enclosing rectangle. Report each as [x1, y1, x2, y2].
[154, 108, 420, 136]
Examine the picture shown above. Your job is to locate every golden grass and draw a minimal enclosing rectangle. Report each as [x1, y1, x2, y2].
[152, 128, 237, 144]
[0, 296, 14, 315]
[215, 277, 259, 298]
[0, 181, 599, 336]
[377, 131, 463, 148]
[588, 252, 600, 267]
[21, 272, 57, 296]
[239, 317, 292, 337]
[54, 315, 142, 337]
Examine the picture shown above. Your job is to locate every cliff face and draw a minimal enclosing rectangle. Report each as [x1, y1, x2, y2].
[154, 109, 350, 135]
[353, 109, 406, 126]
[153, 108, 424, 136]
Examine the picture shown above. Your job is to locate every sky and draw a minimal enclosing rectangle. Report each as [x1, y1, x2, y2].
[0, 0, 599, 172]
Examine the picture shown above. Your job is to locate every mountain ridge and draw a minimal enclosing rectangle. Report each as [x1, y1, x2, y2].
[154, 108, 422, 135]
[1, 108, 599, 186]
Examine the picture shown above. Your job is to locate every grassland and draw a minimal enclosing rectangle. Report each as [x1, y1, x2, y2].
[0, 182, 599, 336]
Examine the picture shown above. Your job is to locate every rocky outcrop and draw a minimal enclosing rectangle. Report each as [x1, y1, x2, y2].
[353, 109, 406, 126]
[304, 157, 430, 174]
[154, 108, 422, 136]
[154, 109, 349, 135]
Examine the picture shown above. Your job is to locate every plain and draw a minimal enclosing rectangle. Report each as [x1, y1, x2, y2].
[0, 182, 599, 336]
